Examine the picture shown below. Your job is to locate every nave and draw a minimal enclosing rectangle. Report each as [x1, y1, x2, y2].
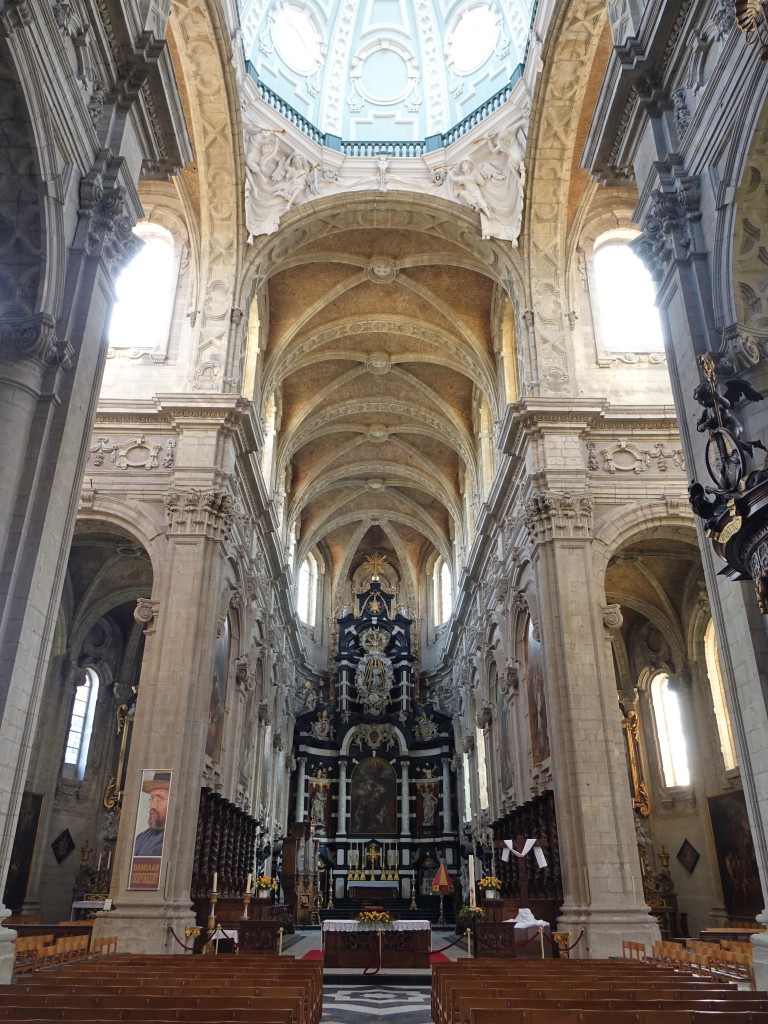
[3, 937, 768, 1024]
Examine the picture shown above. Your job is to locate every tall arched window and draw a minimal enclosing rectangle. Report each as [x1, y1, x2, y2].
[650, 672, 690, 787]
[63, 668, 99, 781]
[433, 556, 453, 625]
[109, 222, 177, 351]
[705, 620, 738, 771]
[297, 552, 317, 626]
[593, 230, 664, 352]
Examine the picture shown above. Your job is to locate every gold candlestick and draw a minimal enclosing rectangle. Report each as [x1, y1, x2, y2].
[242, 892, 251, 920]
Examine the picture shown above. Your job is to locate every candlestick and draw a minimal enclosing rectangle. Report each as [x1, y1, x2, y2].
[246, 872, 253, 894]
[468, 854, 476, 908]
[106, 851, 111, 870]
[97, 852, 102, 871]
[212, 871, 218, 892]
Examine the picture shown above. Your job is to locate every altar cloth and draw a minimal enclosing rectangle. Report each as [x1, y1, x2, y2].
[322, 919, 431, 932]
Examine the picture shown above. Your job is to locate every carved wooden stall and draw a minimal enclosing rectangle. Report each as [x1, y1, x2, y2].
[491, 790, 562, 927]
[281, 821, 318, 926]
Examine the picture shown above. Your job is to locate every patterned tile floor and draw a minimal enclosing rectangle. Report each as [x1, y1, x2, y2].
[321, 985, 432, 1023]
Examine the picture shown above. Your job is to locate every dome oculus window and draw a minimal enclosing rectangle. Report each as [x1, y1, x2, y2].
[592, 233, 664, 353]
[272, 5, 321, 75]
[446, 3, 499, 75]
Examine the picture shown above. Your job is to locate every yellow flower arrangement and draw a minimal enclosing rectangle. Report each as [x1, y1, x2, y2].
[477, 876, 502, 891]
[357, 910, 392, 928]
[256, 874, 278, 891]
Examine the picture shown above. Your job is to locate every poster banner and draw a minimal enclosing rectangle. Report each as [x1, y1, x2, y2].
[128, 769, 173, 890]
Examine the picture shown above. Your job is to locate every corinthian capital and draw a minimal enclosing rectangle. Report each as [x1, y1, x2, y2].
[523, 491, 593, 545]
[165, 488, 236, 539]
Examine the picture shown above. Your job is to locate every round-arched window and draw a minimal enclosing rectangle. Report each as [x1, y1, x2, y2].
[109, 223, 177, 350]
[593, 231, 664, 352]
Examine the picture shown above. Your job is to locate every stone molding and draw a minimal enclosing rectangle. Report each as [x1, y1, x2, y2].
[164, 488, 236, 539]
[602, 604, 624, 631]
[134, 598, 158, 626]
[0, 0, 31, 36]
[523, 492, 594, 544]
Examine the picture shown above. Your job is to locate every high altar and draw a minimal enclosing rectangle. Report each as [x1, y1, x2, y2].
[283, 560, 460, 911]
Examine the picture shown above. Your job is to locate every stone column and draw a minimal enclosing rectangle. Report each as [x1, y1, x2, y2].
[0, 159, 143, 981]
[400, 760, 410, 837]
[295, 758, 307, 823]
[89, 486, 235, 954]
[441, 757, 453, 834]
[337, 760, 348, 836]
[524, 491, 658, 957]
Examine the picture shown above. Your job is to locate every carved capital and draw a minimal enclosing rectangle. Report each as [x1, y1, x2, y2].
[631, 178, 701, 283]
[463, 734, 475, 754]
[475, 704, 492, 728]
[165, 488, 236, 539]
[602, 603, 624, 632]
[0, 0, 31, 35]
[523, 491, 594, 544]
[77, 171, 143, 276]
[134, 597, 158, 626]
[0, 313, 70, 369]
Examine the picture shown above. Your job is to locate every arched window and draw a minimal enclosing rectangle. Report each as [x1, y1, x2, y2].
[109, 223, 177, 351]
[297, 552, 317, 626]
[592, 231, 664, 352]
[650, 672, 690, 787]
[433, 556, 453, 625]
[705, 620, 738, 771]
[475, 724, 489, 809]
[63, 668, 99, 781]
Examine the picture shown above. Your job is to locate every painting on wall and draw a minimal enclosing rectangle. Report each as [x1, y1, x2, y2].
[496, 670, 514, 792]
[350, 757, 397, 834]
[708, 790, 763, 918]
[525, 619, 550, 766]
[238, 686, 256, 794]
[206, 618, 230, 761]
[2, 791, 43, 912]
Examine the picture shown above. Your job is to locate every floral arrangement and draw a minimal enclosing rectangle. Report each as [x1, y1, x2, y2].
[457, 905, 486, 923]
[357, 910, 392, 928]
[255, 874, 278, 891]
[477, 876, 502, 892]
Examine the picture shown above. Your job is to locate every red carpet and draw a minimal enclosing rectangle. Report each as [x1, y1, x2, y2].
[429, 952, 450, 964]
[301, 949, 325, 960]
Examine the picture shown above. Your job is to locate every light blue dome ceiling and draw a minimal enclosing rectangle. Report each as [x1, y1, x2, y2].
[239, 0, 535, 141]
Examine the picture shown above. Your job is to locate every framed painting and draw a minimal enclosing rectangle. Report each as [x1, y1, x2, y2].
[2, 791, 43, 912]
[350, 757, 397, 834]
[206, 618, 230, 761]
[708, 791, 762, 918]
[525, 619, 550, 766]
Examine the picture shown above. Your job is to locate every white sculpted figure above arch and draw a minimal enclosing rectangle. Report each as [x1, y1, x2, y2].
[446, 129, 525, 243]
[244, 126, 319, 238]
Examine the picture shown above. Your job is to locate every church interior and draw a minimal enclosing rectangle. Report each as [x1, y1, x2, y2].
[4, 0, 768, 998]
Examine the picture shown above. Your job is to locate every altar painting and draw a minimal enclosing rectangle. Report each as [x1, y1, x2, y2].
[525, 620, 550, 765]
[350, 757, 397, 834]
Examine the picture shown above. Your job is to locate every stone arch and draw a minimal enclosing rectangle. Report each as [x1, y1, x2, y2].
[592, 501, 697, 585]
[75, 495, 168, 582]
[0, 43, 63, 364]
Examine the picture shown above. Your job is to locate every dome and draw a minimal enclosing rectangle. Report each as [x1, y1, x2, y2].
[238, 0, 535, 142]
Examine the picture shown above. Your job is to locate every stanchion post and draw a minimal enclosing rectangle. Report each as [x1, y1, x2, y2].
[466, 927, 471, 958]
[278, 926, 284, 955]
[539, 926, 544, 959]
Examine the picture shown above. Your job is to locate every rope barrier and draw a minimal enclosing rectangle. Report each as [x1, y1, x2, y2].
[432, 932, 475, 954]
[542, 928, 585, 954]
[168, 928, 197, 952]
[362, 930, 382, 975]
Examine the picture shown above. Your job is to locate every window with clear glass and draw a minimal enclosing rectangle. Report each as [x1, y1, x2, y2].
[297, 553, 317, 626]
[109, 223, 177, 350]
[704, 619, 738, 770]
[63, 668, 99, 780]
[593, 234, 664, 352]
[650, 672, 690, 787]
[433, 556, 453, 625]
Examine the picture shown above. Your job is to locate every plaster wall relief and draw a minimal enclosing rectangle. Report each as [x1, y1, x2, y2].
[171, 0, 242, 394]
[523, 0, 608, 398]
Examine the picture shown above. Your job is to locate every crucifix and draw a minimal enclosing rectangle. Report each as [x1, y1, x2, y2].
[366, 842, 380, 880]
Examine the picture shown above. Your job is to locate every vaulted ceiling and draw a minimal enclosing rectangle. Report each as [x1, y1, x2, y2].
[253, 195, 509, 608]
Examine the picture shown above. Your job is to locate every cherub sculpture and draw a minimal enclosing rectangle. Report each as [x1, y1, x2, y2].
[693, 373, 765, 462]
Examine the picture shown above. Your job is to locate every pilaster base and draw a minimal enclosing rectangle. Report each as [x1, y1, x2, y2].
[751, 910, 768, 992]
[556, 904, 660, 959]
[0, 907, 17, 984]
[90, 899, 196, 955]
